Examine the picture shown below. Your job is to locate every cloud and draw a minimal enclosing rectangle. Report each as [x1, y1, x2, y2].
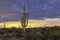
[0, 0, 60, 21]
[0, 18, 60, 28]
[29, 18, 60, 26]
[0, 13, 18, 19]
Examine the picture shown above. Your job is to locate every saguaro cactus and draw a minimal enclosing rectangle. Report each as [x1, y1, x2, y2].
[21, 5, 28, 28]
[21, 5, 29, 39]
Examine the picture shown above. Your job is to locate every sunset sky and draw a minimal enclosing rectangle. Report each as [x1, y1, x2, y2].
[0, 0, 60, 28]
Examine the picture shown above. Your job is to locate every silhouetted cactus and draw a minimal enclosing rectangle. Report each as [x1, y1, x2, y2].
[21, 6, 28, 28]
[21, 5, 29, 40]
[4, 23, 6, 28]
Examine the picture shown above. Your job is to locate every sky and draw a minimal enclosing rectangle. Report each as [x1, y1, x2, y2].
[0, 0, 60, 22]
[0, 0, 60, 28]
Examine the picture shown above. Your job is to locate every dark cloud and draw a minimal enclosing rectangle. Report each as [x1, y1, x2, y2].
[0, 0, 60, 22]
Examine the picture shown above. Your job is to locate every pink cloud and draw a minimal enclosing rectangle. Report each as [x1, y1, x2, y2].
[0, 13, 17, 19]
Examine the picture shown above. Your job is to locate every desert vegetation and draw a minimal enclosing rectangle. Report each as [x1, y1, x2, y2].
[0, 26, 60, 40]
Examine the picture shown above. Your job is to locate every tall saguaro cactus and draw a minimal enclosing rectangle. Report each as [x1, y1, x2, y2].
[21, 5, 28, 28]
[21, 5, 29, 39]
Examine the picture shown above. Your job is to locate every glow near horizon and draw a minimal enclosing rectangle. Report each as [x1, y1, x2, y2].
[0, 21, 45, 28]
[0, 18, 60, 28]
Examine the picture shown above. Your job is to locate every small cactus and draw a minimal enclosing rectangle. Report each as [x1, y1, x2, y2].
[4, 23, 6, 28]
